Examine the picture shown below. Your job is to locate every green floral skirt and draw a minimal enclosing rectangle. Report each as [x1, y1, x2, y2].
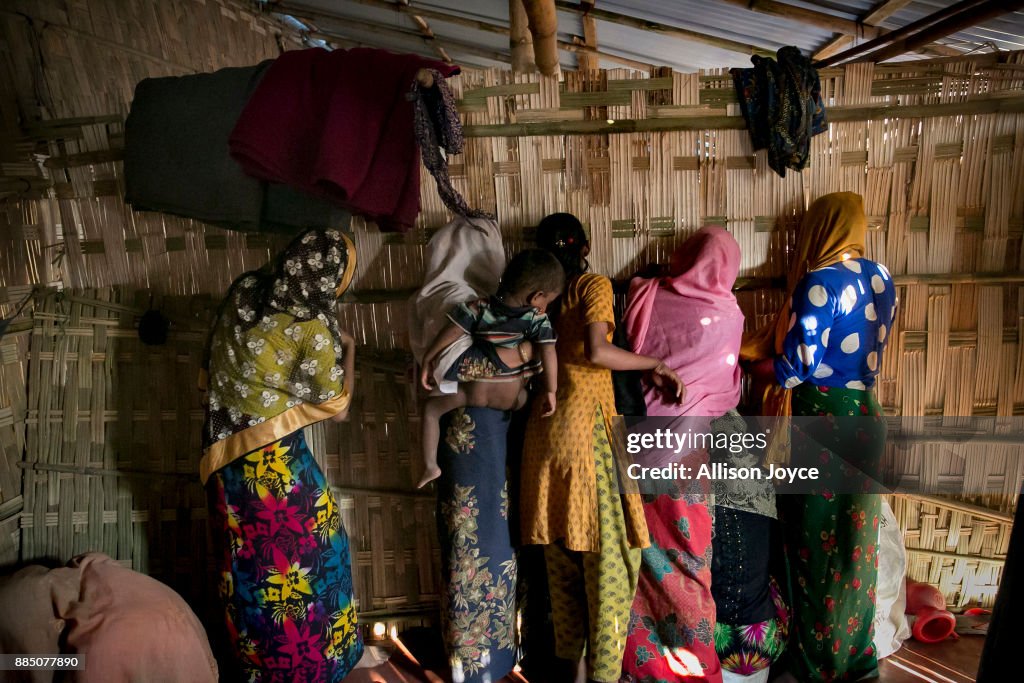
[780, 384, 885, 682]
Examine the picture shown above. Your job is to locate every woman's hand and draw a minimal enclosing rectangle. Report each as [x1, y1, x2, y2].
[540, 391, 557, 417]
[330, 406, 351, 423]
[420, 360, 437, 392]
[650, 362, 685, 403]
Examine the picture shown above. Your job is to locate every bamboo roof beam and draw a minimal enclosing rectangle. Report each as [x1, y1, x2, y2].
[280, 0, 508, 36]
[576, 13, 599, 73]
[813, 0, 958, 62]
[561, 42, 652, 71]
[851, 0, 1024, 64]
[523, 0, 559, 76]
[715, 0, 882, 39]
[311, 23, 509, 64]
[818, 0, 994, 67]
[814, 35, 855, 61]
[863, 0, 916, 26]
[509, 0, 537, 72]
[553, 0, 773, 57]
[398, 0, 452, 63]
[302, 28, 493, 69]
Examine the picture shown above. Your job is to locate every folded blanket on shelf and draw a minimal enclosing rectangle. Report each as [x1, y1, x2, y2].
[124, 61, 347, 233]
[229, 47, 464, 232]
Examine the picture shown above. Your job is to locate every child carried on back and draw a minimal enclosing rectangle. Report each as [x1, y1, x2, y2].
[417, 249, 565, 487]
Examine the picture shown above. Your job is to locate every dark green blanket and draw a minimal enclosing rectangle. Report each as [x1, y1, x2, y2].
[124, 61, 348, 234]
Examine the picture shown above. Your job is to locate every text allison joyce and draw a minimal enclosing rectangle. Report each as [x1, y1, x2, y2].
[626, 462, 820, 484]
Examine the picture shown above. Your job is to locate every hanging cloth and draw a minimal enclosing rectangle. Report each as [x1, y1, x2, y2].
[411, 69, 494, 222]
[731, 46, 827, 177]
[229, 48, 462, 232]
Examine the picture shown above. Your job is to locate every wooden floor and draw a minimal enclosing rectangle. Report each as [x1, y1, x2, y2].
[392, 625, 985, 683]
[878, 637, 983, 683]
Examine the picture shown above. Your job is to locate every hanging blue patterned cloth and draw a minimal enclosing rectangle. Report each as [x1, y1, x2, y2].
[731, 46, 828, 177]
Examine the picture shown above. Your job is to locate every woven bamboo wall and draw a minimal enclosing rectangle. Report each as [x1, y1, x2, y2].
[18, 289, 439, 623]
[890, 494, 1011, 609]
[0, 317, 27, 566]
[1, 0, 1023, 614]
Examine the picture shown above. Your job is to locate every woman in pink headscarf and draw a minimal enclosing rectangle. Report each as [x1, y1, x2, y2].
[619, 226, 744, 683]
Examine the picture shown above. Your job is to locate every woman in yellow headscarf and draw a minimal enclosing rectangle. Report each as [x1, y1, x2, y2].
[742, 192, 898, 681]
[202, 229, 364, 682]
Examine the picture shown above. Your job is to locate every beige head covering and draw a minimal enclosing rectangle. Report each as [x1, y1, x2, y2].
[740, 191, 868, 463]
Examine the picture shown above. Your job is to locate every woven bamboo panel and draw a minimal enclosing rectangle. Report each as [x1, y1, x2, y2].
[889, 494, 1010, 609]
[0, 286, 31, 566]
[18, 289, 440, 624]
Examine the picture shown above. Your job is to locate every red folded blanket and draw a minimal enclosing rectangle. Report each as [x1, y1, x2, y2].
[229, 47, 458, 232]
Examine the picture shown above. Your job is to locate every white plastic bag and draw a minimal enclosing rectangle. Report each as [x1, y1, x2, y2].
[874, 499, 911, 658]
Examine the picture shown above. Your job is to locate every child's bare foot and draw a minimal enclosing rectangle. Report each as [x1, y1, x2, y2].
[417, 465, 441, 488]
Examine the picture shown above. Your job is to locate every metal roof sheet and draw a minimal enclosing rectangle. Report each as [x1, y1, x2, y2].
[271, 0, 1024, 72]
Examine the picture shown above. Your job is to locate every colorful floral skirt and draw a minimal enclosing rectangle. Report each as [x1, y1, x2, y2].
[207, 429, 362, 682]
[714, 577, 789, 676]
[621, 489, 720, 683]
[779, 384, 885, 682]
[436, 407, 518, 683]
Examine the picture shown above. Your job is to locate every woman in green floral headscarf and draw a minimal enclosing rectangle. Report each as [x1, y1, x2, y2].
[201, 228, 362, 682]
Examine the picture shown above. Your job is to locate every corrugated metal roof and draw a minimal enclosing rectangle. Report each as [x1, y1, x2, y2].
[271, 0, 1024, 72]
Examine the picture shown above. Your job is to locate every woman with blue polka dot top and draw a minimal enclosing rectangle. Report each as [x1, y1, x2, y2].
[742, 192, 897, 682]
[776, 248, 897, 391]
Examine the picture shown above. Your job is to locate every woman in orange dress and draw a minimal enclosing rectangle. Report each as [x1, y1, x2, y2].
[519, 213, 684, 683]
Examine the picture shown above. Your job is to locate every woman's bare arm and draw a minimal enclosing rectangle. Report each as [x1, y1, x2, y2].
[421, 322, 467, 390]
[585, 322, 684, 400]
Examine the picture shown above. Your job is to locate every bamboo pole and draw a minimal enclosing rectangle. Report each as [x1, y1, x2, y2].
[576, 14, 598, 73]
[311, 25, 508, 64]
[814, 35, 854, 61]
[716, 0, 882, 38]
[399, 0, 452, 64]
[509, 0, 536, 73]
[553, 0, 773, 58]
[462, 94, 1024, 137]
[522, 0, 559, 77]
[561, 42, 651, 71]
